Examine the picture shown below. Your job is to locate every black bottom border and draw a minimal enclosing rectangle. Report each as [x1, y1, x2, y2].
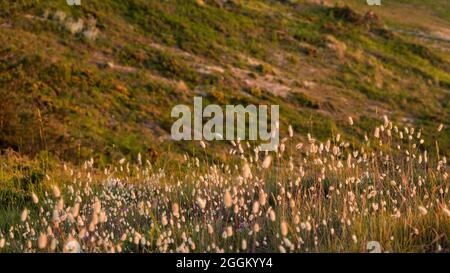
[1, 253, 446, 272]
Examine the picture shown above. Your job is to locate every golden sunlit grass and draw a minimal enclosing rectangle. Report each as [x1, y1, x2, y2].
[0, 117, 448, 253]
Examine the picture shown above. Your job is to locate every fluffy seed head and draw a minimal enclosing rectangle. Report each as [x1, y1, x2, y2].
[281, 221, 288, 237]
[242, 163, 252, 179]
[262, 155, 272, 169]
[418, 206, 428, 215]
[38, 233, 48, 249]
[224, 191, 232, 208]
[21, 208, 29, 222]
[31, 192, 39, 204]
[52, 185, 61, 198]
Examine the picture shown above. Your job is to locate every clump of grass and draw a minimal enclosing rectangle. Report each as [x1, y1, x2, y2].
[289, 92, 320, 109]
[65, 18, 84, 34]
[82, 18, 99, 40]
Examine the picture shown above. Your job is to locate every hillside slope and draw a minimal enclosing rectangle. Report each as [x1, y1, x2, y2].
[0, 0, 449, 164]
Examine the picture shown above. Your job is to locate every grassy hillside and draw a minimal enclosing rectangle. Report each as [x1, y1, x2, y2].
[0, 0, 449, 165]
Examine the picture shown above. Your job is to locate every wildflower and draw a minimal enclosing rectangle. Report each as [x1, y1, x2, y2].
[259, 190, 267, 206]
[392, 210, 401, 218]
[78, 228, 86, 240]
[196, 197, 206, 210]
[99, 211, 107, 223]
[52, 185, 61, 198]
[442, 207, 450, 217]
[116, 244, 122, 253]
[88, 215, 98, 232]
[438, 124, 444, 132]
[162, 214, 168, 226]
[288, 125, 294, 138]
[50, 238, 57, 251]
[280, 143, 285, 153]
[242, 163, 252, 179]
[172, 203, 180, 218]
[52, 210, 60, 222]
[21, 208, 29, 222]
[252, 201, 260, 214]
[227, 226, 233, 237]
[241, 239, 247, 250]
[372, 203, 379, 211]
[207, 224, 214, 234]
[133, 232, 141, 245]
[57, 198, 64, 211]
[283, 238, 292, 248]
[305, 221, 312, 231]
[72, 203, 80, 218]
[195, 0, 205, 6]
[281, 222, 288, 237]
[224, 191, 232, 208]
[31, 192, 39, 204]
[418, 206, 428, 215]
[64, 239, 81, 253]
[253, 223, 260, 233]
[348, 116, 354, 126]
[262, 155, 272, 169]
[38, 233, 48, 249]
[289, 200, 295, 209]
[200, 141, 206, 149]
[374, 127, 380, 138]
